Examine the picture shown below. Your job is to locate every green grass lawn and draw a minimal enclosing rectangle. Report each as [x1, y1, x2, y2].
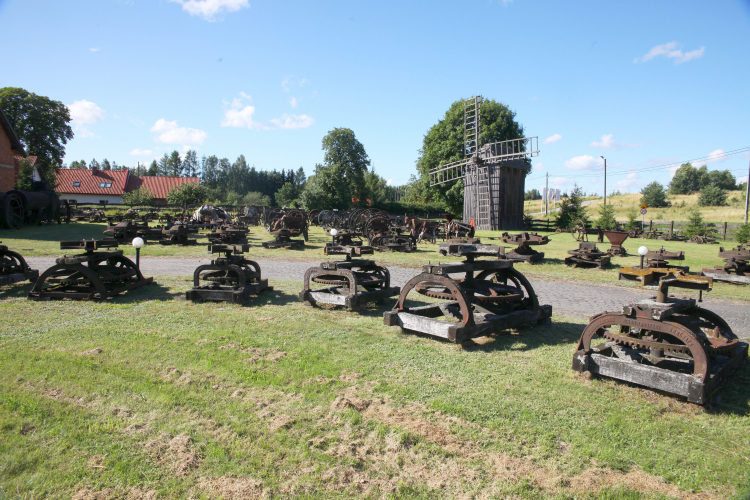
[0, 278, 748, 499]
[2, 222, 749, 302]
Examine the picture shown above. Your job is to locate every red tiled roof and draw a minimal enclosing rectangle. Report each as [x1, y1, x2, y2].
[13, 155, 37, 167]
[55, 168, 129, 195]
[127, 176, 199, 200]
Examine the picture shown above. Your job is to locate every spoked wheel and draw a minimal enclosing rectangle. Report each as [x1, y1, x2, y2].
[2, 194, 24, 230]
[577, 312, 712, 380]
[0, 248, 30, 275]
[475, 268, 540, 311]
[571, 219, 587, 241]
[312, 271, 386, 288]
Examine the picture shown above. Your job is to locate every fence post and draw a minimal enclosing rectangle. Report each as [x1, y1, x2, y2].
[723, 222, 727, 240]
[670, 221, 674, 235]
[649, 220, 652, 231]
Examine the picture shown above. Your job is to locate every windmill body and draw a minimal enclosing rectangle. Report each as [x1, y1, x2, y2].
[428, 96, 539, 231]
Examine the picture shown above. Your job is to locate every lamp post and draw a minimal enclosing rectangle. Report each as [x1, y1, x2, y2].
[638, 245, 648, 269]
[330, 228, 338, 245]
[600, 156, 607, 206]
[132, 237, 145, 270]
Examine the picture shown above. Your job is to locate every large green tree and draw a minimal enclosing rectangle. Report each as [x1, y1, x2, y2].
[415, 98, 527, 215]
[321, 128, 370, 205]
[640, 181, 670, 207]
[299, 164, 351, 210]
[0, 87, 74, 185]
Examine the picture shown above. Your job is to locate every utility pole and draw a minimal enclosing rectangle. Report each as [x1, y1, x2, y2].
[545, 172, 549, 215]
[745, 157, 750, 223]
[604, 157, 607, 205]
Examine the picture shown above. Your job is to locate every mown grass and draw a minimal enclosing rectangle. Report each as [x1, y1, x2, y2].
[0, 277, 749, 499]
[4, 222, 749, 302]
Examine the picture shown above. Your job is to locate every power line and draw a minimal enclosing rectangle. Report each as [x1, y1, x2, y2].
[528, 146, 750, 182]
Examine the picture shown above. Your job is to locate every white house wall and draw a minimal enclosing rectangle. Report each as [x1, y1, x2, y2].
[58, 193, 123, 204]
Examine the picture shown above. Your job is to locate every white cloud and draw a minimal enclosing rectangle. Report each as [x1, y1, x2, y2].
[221, 92, 314, 130]
[90, 47, 100, 52]
[615, 172, 640, 188]
[129, 149, 154, 156]
[169, 0, 249, 20]
[76, 127, 95, 139]
[705, 149, 727, 164]
[564, 154, 600, 171]
[290, 97, 298, 108]
[533, 162, 545, 173]
[386, 179, 394, 186]
[738, 175, 748, 185]
[151, 119, 208, 145]
[551, 177, 569, 186]
[590, 134, 643, 150]
[543, 134, 561, 145]
[282, 75, 310, 92]
[268, 114, 314, 130]
[68, 100, 105, 124]
[636, 41, 705, 65]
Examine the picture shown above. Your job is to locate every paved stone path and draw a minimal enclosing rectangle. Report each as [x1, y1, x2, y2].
[25, 256, 750, 337]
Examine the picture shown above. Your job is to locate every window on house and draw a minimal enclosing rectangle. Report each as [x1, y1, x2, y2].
[98, 182, 112, 188]
[73, 181, 80, 187]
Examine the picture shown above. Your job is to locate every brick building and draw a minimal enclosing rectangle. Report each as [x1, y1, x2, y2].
[0, 108, 27, 192]
[55, 168, 199, 205]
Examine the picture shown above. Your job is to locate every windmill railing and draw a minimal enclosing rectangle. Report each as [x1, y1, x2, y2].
[428, 136, 539, 187]
[428, 158, 470, 186]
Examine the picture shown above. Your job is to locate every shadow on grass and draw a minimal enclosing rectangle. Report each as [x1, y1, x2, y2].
[0, 223, 105, 243]
[0, 281, 35, 299]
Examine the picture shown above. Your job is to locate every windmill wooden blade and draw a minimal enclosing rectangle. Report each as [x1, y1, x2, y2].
[480, 137, 539, 162]
[429, 158, 472, 186]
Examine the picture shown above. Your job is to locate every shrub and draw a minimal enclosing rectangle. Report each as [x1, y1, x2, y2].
[735, 223, 750, 245]
[640, 182, 670, 208]
[698, 184, 728, 206]
[595, 204, 617, 230]
[555, 184, 588, 230]
[624, 208, 639, 231]
[122, 187, 154, 206]
[684, 207, 708, 238]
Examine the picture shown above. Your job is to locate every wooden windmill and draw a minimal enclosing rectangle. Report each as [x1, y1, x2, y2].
[428, 96, 539, 230]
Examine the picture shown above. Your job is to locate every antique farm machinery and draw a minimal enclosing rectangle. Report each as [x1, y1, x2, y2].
[565, 241, 611, 269]
[644, 248, 688, 271]
[444, 214, 475, 240]
[300, 255, 399, 310]
[383, 242, 552, 344]
[701, 245, 750, 284]
[102, 220, 153, 243]
[601, 230, 629, 256]
[186, 244, 270, 303]
[0, 242, 38, 286]
[155, 224, 198, 246]
[499, 231, 548, 263]
[0, 187, 60, 229]
[262, 208, 308, 248]
[207, 224, 249, 245]
[28, 239, 153, 300]
[324, 228, 373, 257]
[573, 266, 747, 404]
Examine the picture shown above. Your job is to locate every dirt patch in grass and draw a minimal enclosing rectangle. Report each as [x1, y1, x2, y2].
[72, 489, 116, 500]
[126, 485, 159, 500]
[198, 474, 264, 499]
[79, 348, 103, 356]
[326, 387, 723, 499]
[144, 433, 202, 477]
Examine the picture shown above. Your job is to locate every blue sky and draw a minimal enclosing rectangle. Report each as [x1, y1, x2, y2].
[2, 0, 749, 194]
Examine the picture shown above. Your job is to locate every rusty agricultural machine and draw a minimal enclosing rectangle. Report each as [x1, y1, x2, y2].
[0, 187, 61, 229]
[0, 242, 38, 286]
[262, 208, 308, 248]
[444, 213, 475, 240]
[499, 231, 548, 264]
[645, 248, 688, 271]
[324, 229, 373, 257]
[207, 224, 249, 245]
[383, 242, 552, 344]
[102, 220, 153, 243]
[186, 244, 270, 303]
[300, 256, 399, 310]
[701, 245, 750, 284]
[28, 239, 153, 300]
[154, 224, 197, 246]
[573, 267, 747, 404]
[565, 242, 611, 269]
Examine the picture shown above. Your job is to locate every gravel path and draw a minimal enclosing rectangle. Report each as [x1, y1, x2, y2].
[25, 256, 750, 337]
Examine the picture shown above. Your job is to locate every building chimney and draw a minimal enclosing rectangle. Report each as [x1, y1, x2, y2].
[92, 167, 99, 175]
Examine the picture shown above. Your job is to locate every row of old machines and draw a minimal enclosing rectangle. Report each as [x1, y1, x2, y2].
[1, 231, 747, 405]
